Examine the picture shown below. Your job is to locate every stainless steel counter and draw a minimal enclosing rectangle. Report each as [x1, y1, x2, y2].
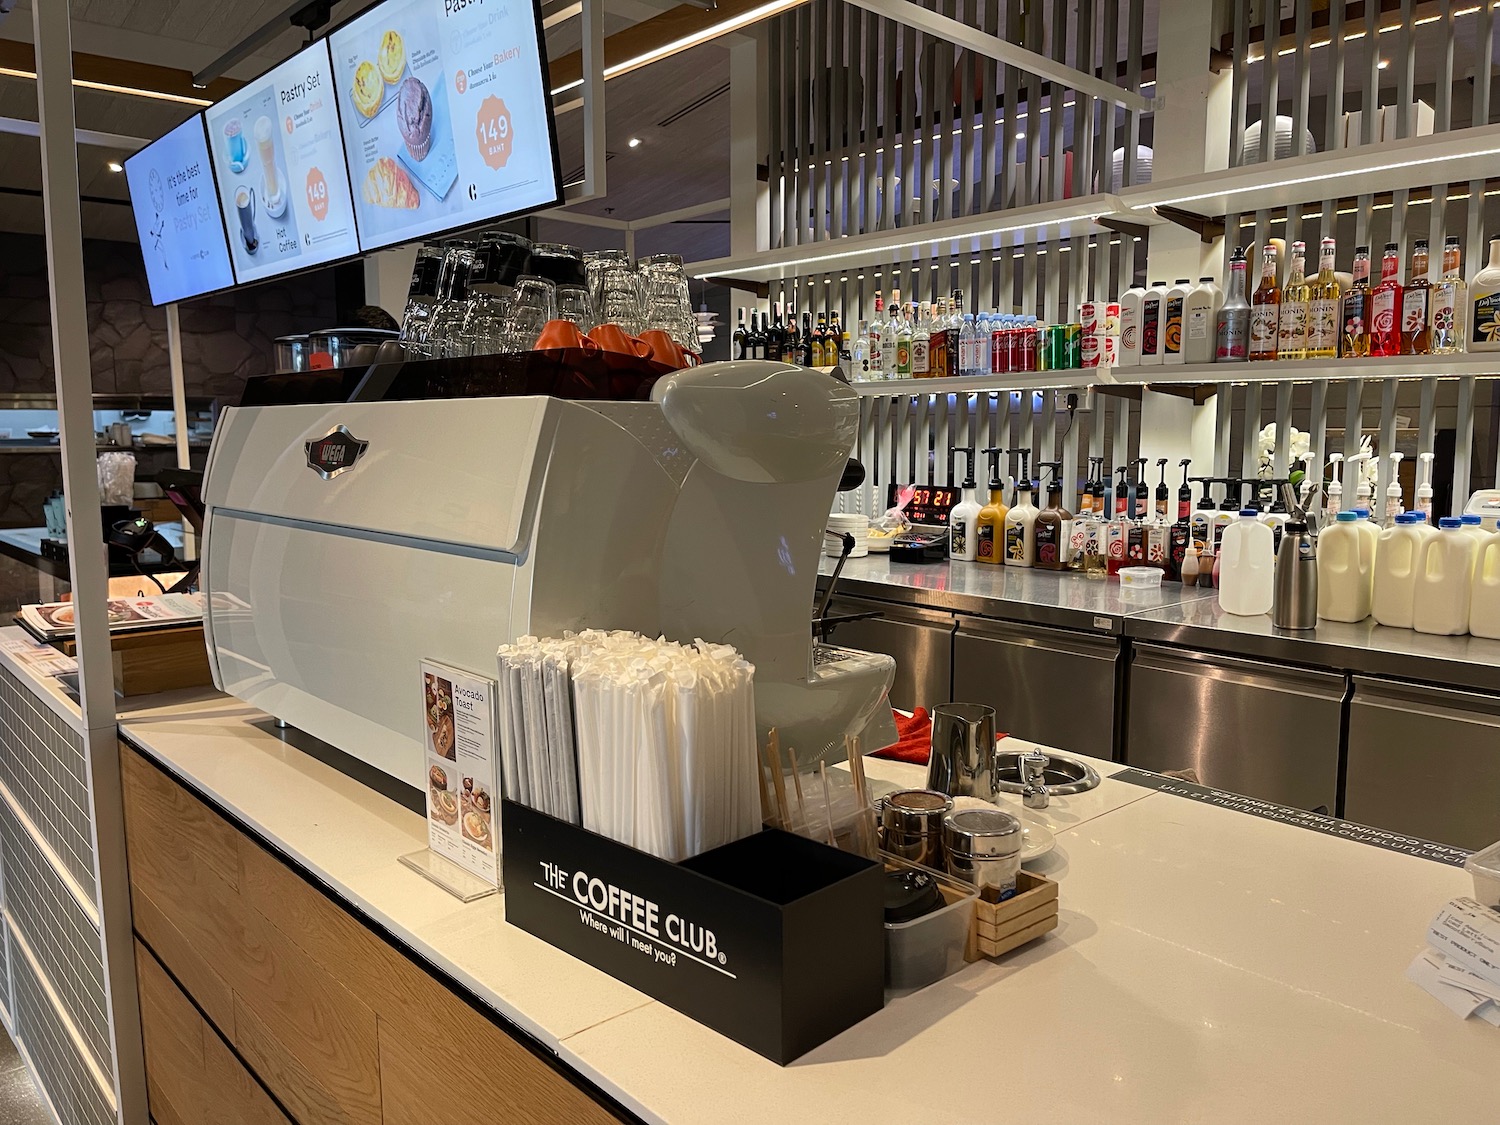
[819, 554, 1219, 634]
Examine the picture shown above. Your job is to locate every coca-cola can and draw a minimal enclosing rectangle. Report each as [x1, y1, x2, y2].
[1081, 334, 1102, 368]
[1103, 302, 1121, 336]
[1079, 301, 1101, 335]
[1101, 334, 1118, 366]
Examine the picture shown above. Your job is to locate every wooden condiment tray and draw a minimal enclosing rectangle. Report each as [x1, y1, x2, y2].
[968, 870, 1059, 961]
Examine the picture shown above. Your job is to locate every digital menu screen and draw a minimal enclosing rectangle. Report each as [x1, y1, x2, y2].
[329, 0, 562, 252]
[123, 116, 236, 306]
[204, 40, 361, 285]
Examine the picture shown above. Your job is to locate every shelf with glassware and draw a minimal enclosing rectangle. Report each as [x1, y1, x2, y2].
[397, 235, 705, 369]
[693, 122, 1500, 285]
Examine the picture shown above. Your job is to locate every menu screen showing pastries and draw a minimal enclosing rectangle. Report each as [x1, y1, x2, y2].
[330, 0, 562, 251]
[204, 41, 361, 285]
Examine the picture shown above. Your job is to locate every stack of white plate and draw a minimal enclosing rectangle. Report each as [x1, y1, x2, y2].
[826, 512, 870, 558]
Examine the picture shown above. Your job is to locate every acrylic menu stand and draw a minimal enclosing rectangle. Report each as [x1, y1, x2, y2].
[398, 849, 499, 902]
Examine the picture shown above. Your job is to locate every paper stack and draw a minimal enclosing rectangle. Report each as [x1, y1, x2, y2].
[1406, 897, 1500, 1026]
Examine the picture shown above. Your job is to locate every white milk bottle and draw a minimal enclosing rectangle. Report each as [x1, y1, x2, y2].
[1218, 509, 1275, 615]
[1372, 512, 1436, 628]
[1471, 532, 1500, 639]
[1413, 518, 1478, 635]
[1316, 510, 1375, 622]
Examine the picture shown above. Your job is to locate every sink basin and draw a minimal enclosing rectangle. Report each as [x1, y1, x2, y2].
[991, 751, 1100, 795]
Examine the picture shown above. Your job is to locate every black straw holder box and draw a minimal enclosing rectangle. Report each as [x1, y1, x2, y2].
[501, 800, 884, 1064]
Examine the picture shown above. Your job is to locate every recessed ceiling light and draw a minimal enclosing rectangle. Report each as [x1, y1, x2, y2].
[107, 161, 123, 173]
[628, 137, 642, 148]
[1377, 58, 1390, 69]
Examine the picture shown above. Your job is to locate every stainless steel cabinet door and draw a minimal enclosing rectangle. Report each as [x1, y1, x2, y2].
[823, 596, 954, 711]
[1126, 644, 1344, 812]
[952, 618, 1120, 756]
[1345, 676, 1500, 849]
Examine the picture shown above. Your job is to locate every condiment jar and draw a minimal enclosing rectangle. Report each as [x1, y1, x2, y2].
[880, 789, 953, 868]
[943, 808, 1022, 900]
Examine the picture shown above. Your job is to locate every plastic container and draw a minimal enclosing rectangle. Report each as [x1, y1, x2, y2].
[1471, 532, 1500, 639]
[1413, 518, 1478, 635]
[1466, 840, 1500, 908]
[1118, 566, 1163, 589]
[1464, 488, 1500, 531]
[1317, 510, 1375, 622]
[883, 861, 978, 993]
[1218, 509, 1275, 616]
[1372, 512, 1437, 628]
[826, 513, 869, 558]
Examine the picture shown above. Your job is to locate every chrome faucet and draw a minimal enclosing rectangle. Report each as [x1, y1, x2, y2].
[1020, 750, 1050, 810]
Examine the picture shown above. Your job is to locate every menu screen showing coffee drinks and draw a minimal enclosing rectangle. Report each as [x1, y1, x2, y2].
[204, 41, 360, 285]
[123, 116, 236, 305]
[329, 0, 562, 252]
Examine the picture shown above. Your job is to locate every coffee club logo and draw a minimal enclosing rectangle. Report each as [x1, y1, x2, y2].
[537, 861, 733, 976]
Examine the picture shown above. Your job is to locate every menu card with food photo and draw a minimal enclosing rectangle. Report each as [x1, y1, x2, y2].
[421, 658, 500, 887]
[17, 592, 212, 641]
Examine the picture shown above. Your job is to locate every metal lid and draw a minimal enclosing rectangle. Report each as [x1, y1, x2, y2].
[943, 808, 1022, 857]
[881, 788, 953, 835]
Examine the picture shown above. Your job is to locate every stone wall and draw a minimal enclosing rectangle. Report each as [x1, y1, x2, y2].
[0, 232, 338, 401]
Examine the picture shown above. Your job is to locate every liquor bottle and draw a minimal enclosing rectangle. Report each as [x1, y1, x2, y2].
[1369, 242, 1403, 356]
[868, 294, 887, 376]
[949, 290, 966, 372]
[895, 299, 914, 376]
[800, 310, 815, 367]
[748, 310, 765, 359]
[1431, 236, 1467, 354]
[1278, 241, 1311, 361]
[1401, 238, 1433, 355]
[1341, 245, 1372, 357]
[912, 302, 931, 376]
[762, 303, 781, 362]
[1216, 246, 1250, 361]
[1307, 237, 1341, 359]
[1470, 239, 1500, 352]
[732, 307, 748, 359]
[1249, 245, 1280, 360]
[837, 313, 852, 361]
[928, 298, 949, 378]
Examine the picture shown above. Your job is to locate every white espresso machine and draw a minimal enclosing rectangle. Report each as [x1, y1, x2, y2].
[200, 361, 897, 790]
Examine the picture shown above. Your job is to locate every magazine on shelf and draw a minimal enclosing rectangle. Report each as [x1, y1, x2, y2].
[16, 592, 215, 641]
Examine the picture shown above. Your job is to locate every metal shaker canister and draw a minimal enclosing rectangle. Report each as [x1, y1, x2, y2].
[943, 809, 1023, 900]
[881, 789, 953, 867]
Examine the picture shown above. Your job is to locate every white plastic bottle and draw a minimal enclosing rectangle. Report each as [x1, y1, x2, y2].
[1163, 279, 1190, 364]
[1218, 509, 1275, 615]
[1317, 510, 1375, 622]
[1412, 517, 1478, 635]
[1461, 514, 1491, 543]
[949, 450, 981, 562]
[1470, 532, 1500, 638]
[1119, 283, 1146, 367]
[1372, 511, 1437, 628]
[1141, 280, 1167, 366]
[1183, 276, 1222, 364]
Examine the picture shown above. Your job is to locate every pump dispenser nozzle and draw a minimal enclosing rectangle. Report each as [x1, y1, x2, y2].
[947, 446, 977, 489]
[1134, 457, 1150, 518]
[1416, 451, 1436, 521]
[1384, 451, 1405, 526]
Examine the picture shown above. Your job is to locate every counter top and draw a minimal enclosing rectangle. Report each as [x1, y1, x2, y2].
[821, 555, 1500, 687]
[100, 677, 1494, 1125]
[820, 555, 1218, 633]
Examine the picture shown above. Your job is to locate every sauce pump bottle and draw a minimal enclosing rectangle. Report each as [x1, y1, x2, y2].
[1004, 451, 1039, 568]
[948, 448, 981, 561]
[1034, 462, 1073, 570]
[975, 448, 1009, 564]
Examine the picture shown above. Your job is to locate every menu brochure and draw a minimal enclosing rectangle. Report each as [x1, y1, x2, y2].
[17, 593, 213, 641]
[330, 0, 561, 251]
[421, 659, 500, 886]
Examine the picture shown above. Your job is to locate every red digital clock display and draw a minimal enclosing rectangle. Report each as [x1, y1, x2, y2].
[888, 483, 959, 526]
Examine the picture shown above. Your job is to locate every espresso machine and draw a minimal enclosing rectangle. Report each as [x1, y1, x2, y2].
[199, 361, 896, 789]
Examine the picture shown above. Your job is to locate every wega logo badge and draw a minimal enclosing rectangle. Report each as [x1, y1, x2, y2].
[305, 426, 369, 479]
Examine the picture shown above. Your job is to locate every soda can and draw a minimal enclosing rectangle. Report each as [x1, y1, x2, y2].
[1065, 323, 1083, 369]
[1079, 301, 1101, 335]
[1101, 334, 1119, 366]
[1044, 324, 1066, 370]
[1103, 302, 1121, 336]
[1081, 334, 1103, 368]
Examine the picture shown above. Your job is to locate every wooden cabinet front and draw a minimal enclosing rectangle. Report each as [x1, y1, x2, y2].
[120, 743, 627, 1125]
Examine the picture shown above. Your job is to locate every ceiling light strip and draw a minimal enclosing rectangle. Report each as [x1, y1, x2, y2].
[0, 65, 212, 107]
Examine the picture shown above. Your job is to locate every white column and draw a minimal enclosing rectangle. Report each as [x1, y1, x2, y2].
[363, 246, 420, 325]
[32, 2, 147, 1123]
[727, 32, 767, 312]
